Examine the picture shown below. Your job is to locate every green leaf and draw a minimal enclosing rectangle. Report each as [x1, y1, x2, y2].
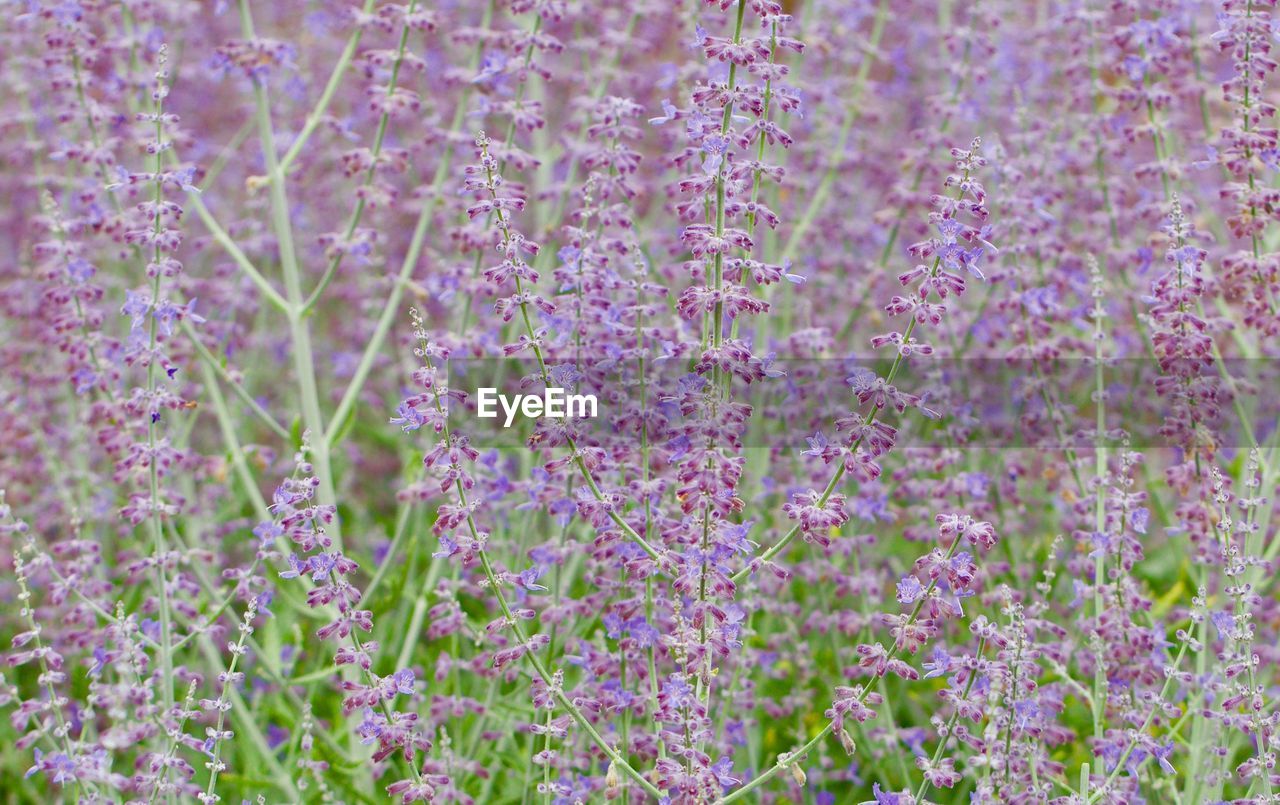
[329, 401, 358, 448]
[290, 414, 304, 450]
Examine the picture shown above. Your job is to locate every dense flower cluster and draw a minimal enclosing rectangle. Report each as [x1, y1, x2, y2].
[2, 1, 1280, 803]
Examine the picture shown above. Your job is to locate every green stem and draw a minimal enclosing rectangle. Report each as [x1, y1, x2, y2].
[238, 0, 341, 550]
[722, 537, 968, 803]
[301, 1, 422, 313]
[411, 334, 662, 798]
[274, 0, 379, 177]
[201, 605, 257, 800]
[1085, 638, 1190, 803]
[778, 0, 889, 262]
[1090, 263, 1109, 769]
[913, 637, 987, 801]
[735, 167, 974, 584]
[181, 319, 290, 440]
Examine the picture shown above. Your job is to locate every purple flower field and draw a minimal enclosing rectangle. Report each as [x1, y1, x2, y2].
[3, 0, 1280, 802]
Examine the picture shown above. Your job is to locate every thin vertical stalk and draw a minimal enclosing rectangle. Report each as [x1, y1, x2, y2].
[236, 0, 341, 550]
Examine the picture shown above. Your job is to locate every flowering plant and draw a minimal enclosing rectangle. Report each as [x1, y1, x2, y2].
[2, 1, 1279, 803]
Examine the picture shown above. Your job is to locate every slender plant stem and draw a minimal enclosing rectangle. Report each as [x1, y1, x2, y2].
[1090, 259, 1109, 773]
[181, 318, 290, 441]
[1085, 638, 1190, 803]
[733, 167, 974, 584]
[411, 338, 663, 799]
[238, 0, 341, 551]
[721, 536, 968, 803]
[301, 0, 422, 313]
[274, 0, 379, 177]
[913, 636, 987, 801]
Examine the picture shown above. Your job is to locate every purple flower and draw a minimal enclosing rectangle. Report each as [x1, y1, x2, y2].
[279, 553, 306, 580]
[390, 402, 427, 432]
[922, 647, 953, 679]
[710, 757, 740, 790]
[26, 749, 77, 785]
[896, 574, 924, 604]
[392, 669, 415, 696]
[515, 565, 548, 592]
[863, 783, 903, 804]
[1129, 507, 1149, 535]
[701, 135, 730, 176]
[649, 98, 679, 125]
